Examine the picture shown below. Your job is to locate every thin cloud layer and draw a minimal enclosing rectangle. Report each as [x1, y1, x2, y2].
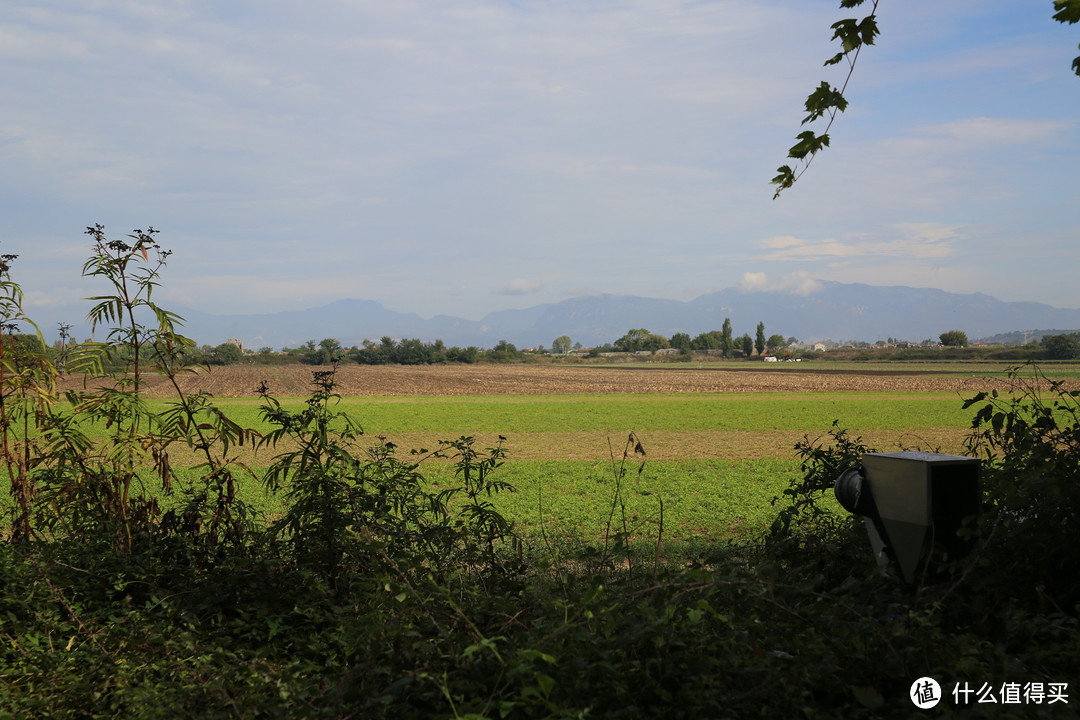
[757, 223, 962, 263]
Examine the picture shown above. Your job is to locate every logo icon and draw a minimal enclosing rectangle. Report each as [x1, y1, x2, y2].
[911, 677, 942, 709]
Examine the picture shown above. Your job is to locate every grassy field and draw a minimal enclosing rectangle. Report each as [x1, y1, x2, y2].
[102, 386, 977, 550]
[33, 361, 1053, 548]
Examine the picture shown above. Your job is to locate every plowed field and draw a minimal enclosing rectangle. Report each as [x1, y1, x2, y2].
[67, 362, 1036, 399]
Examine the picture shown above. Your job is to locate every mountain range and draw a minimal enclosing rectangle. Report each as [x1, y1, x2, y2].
[30, 281, 1080, 350]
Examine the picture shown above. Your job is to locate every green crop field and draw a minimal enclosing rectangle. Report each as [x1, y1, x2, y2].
[58, 388, 975, 550]
[139, 390, 975, 436]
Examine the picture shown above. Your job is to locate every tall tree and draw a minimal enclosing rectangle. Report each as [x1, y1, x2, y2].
[552, 335, 572, 354]
[721, 318, 734, 359]
[755, 322, 766, 356]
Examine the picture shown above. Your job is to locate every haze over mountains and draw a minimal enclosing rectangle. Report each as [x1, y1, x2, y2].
[33, 281, 1080, 350]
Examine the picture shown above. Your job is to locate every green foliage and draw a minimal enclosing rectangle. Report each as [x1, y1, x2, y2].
[740, 332, 753, 357]
[256, 365, 519, 582]
[720, 317, 734, 358]
[755, 321, 766, 356]
[551, 335, 572, 354]
[962, 365, 1080, 605]
[1041, 332, 1080, 359]
[486, 339, 522, 363]
[1054, 0, 1080, 75]
[613, 328, 670, 353]
[939, 329, 969, 347]
[207, 341, 244, 365]
[769, 421, 871, 542]
[690, 330, 720, 351]
[669, 332, 691, 352]
[348, 336, 479, 365]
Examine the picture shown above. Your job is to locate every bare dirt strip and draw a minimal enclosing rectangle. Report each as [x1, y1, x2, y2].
[72, 362, 1037, 399]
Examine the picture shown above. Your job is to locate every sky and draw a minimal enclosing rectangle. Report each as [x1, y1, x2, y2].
[2, 0, 1077, 335]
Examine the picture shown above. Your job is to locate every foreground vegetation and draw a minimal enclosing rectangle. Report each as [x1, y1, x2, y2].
[3, 230, 1079, 717]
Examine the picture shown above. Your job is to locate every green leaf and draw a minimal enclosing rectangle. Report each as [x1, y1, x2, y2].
[535, 673, 556, 697]
[770, 166, 795, 198]
[802, 81, 849, 125]
[788, 130, 830, 160]
[1053, 0, 1080, 25]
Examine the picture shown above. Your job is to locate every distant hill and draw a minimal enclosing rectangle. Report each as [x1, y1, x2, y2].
[27, 281, 1080, 350]
[976, 329, 1079, 345]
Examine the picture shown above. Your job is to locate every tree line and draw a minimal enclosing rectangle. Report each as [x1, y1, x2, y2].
[604, 320, 789, 358]
[26, 323, 1080, 371]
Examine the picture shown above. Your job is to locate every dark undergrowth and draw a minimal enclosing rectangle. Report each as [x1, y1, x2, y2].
[2, 230, 1078, 718]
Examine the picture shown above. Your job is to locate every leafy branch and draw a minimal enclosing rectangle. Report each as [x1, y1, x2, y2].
[772, 0, 880, 199]
[773, 0, 1080, 198]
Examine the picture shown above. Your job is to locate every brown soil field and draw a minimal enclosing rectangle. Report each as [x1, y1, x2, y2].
[63, 362, 1043, 399]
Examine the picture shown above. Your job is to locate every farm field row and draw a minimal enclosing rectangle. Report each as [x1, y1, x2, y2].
[59, 359, 1074, 399]
[138, 390, 976, 462]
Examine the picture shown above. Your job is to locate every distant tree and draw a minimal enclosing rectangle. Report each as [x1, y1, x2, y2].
[445, 345, 480, 363]
[766, 334, 787, 352]
[721, 318, 734, 358]
[614, 328, 669, 353]
[755, 322, 766, 356]
[487, 340, 521, 362]
[939, 330, 969, 347]
[670, 332, 692, 352]
[691, 332, 720, 351]
[740, 333, 754, 357]
[552, 335, 572, 354]
[395, 338, 427, 365]
[573, 341, 583, 350]
[1042, 333, 1080, 360]
[210, 341, 244, 365]
[319, 338, 343, 363]
[786, 336, 798, 346]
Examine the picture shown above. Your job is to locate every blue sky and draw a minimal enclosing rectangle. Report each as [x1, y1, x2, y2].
[2, 0, 1077, 331]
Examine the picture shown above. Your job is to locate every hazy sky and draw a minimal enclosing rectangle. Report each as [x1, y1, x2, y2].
[2, 0, 1077, 326]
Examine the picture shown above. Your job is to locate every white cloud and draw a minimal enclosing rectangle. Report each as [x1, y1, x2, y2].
[756, 223, 963, 263]
[738, 272, 769, 292]
[776, 271, 823, 295]
[739, 271, 822, 295]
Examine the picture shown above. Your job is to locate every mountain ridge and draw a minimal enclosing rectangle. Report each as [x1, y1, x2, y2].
[27, 281, 1080, 349]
